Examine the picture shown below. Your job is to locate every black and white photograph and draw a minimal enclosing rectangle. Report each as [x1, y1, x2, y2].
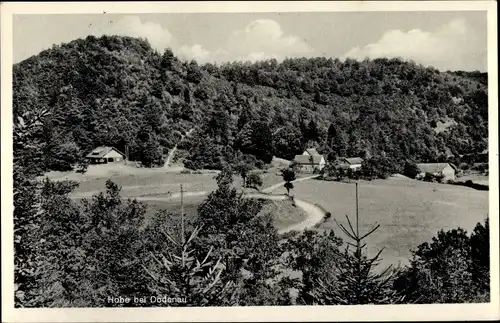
[1, 1, 498, 321]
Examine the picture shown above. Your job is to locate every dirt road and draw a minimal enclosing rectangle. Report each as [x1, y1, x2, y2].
[134, 190, 326, 234]
[261, 174, 321, 193]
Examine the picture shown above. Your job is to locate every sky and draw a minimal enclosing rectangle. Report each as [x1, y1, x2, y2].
[13, 11, 488, 71]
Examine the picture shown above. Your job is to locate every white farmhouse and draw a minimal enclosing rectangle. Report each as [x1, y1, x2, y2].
[86, 146, 126, 164]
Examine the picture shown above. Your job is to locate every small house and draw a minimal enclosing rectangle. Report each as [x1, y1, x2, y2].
[416, 163, 457, 181]
[293, 154, 326, 172]
[86, 146, 126, 165]
[340, 157, 364, 171]
[302, 148, 319, 156]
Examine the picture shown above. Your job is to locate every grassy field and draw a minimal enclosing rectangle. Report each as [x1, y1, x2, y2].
[45, 163, 291, 198]
[141, 196, 206, 226]
[271, 176, 489, 268]
[457, 174, 489, 186]
[257, 199, 308, 229]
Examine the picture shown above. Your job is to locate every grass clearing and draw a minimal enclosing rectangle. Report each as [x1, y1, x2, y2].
[272, 177, 489, 268]
[257, 199, 308, 229]
[457, 174, 489, 186]
[142, 198, 204, 226]
[47, 164, 292, 199]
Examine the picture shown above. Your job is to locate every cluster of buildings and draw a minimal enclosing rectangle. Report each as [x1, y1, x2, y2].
[86, 145, 458, 182]
[292, 148, 363, 173]
[415, 163, 457, 181]
[293, 147, 458, 181]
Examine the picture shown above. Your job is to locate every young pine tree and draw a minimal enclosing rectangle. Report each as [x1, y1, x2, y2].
[143, 187, 236, 306]
[309, 183, 403, 305]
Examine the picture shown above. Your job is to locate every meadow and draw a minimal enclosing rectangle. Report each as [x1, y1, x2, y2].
[271, 176, 489, 268]
[44, 163, 291, 199]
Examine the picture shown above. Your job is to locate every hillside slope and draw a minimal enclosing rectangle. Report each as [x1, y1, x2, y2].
[13, 35, 488, 172]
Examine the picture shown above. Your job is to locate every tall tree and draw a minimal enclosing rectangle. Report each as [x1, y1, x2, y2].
[195, 169, 282, 304]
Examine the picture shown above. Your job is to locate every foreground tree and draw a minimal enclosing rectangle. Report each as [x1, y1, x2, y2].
[77, 180, 151, 306]
[393, 218, 490, 303]
[195, 169, 283, 304]
[284, 230, 344, 304]
[13, 112, 46, 307]
[143, 204, 236, 306]
[308, 184, 403, 304]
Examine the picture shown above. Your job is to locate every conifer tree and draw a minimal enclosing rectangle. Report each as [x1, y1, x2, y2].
[309, 183, 403, 304]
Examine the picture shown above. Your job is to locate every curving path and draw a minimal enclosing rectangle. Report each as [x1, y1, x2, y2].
[133, 187, 326, 234]
[244, 192, 326, 233]
[261, 174, 321, 193]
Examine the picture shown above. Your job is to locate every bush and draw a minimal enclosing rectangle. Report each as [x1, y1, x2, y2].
[403, 161, 420, 179]
[471, 163, 488, 173]
[359, 157, 395, 180]
[459, 162, 470, 170]
[289, 160, 300, 172]
[246, 172, 263, 189]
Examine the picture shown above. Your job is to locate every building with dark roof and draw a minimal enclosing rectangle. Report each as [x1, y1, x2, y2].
[339, 157, 364, 170]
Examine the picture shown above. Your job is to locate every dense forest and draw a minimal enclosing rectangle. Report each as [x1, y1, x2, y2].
[13, 35, 488, 172]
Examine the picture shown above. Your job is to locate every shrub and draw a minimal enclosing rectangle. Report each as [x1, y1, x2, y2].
[423, 172, 436, 182]
[289, 160, 300, 172]
[393, 218, 490, 303]
[403, 161, 420, 179]
[246, 172, 263, 190]
[359, 157, 394, 180]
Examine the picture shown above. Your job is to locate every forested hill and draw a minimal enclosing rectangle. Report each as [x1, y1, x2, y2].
[13, 35, 488, 172]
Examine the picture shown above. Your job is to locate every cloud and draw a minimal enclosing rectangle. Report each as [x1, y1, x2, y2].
[96, 17, 313, 64]
[178, 44, 212, 62]
[99, 16, 174, 51]
[343, 18, 482, 71]
[178, 19, 314, 64]
[222, 19, 314, 62]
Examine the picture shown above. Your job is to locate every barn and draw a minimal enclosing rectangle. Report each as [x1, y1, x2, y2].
[340, 157, 364, 171]
[86, 146, 126, 164]
[416, 163, 457, 181]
